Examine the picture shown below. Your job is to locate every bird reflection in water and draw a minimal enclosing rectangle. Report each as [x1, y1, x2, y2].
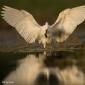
[3, 52, 85, 85]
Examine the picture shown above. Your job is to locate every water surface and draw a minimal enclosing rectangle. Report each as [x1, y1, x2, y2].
[0, 49, 85, 85]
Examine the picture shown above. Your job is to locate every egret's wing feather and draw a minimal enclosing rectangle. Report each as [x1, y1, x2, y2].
[1, 6, 41, 43]
[50, 5, 85, 42]
[21, 10, 40, 26]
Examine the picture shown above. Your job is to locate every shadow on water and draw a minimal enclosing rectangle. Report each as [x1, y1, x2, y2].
[0, 49, 85, 85]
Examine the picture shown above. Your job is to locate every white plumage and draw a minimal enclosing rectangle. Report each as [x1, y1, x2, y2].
[1, 5, 85, 47]
[53, 6, 85, 42]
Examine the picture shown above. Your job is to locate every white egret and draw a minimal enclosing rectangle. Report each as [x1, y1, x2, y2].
[1, 5, 85, 48]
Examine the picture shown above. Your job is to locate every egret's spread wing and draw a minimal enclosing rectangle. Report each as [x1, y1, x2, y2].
[1, 6, 41, 43]
[49, 5, 85, 42]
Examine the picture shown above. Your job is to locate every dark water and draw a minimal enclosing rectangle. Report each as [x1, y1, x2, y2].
[0, 49, 85, 85]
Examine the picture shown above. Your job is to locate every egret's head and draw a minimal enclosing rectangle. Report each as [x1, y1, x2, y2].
[42, 22, 48, 30]
[45, 22, 48, 28]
